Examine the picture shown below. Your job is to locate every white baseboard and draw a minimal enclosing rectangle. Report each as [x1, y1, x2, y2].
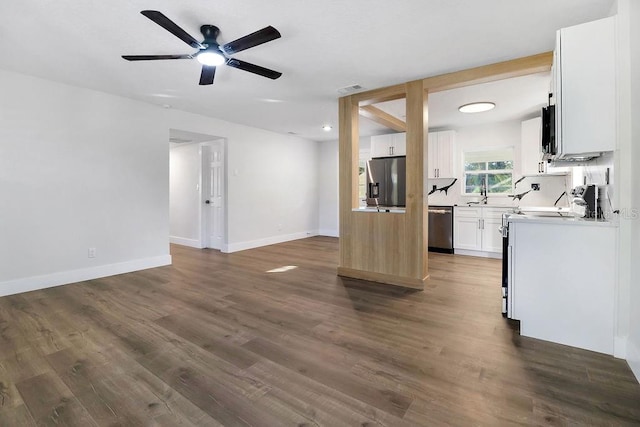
[454, 249, 502, 259]
[614, 336, 628, 359]
[170, 236, 204, 249]
[318, 229, 339, 237]
[222, 230, 318, 253]
[0, 255, 172, 297]
[627, 338, 640, 383]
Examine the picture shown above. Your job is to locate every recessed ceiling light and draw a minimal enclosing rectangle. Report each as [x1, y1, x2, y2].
[459, 102, 496, 113]
[322, 125, 333, 131]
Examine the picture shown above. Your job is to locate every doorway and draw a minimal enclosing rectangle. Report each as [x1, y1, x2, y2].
[169, 129, 226, 250]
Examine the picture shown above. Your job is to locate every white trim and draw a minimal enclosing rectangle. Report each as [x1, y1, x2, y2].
[0, 255, 172, 297]
[453, 249, 502, 259]
[318, 229, 339, 237]
[614, 336, 628, 359]
[222, 231, 318, 253]
[627, 338, 640, 383]
[169, 236, 204, 248]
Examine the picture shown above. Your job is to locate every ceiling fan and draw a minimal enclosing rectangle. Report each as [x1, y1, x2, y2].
[122, 10, 282, 85]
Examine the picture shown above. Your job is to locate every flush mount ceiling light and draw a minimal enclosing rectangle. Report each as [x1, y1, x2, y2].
[459, 102, 496, 113]
[322, 125, 333, 131]
[196, 48, 226, 66]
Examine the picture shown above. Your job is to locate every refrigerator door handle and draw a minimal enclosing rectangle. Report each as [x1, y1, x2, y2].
[368, 182, 379, 198]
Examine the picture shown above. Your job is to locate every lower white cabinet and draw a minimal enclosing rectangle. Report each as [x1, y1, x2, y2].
[509, 218, 616, 355]
[454, 206, 508, 255]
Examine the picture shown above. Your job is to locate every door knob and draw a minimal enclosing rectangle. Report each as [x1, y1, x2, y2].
[205, 200, 211, 204]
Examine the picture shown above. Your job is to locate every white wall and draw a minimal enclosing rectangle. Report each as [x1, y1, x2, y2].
[429, 120, 569, 207]
[161, 103, 321, 253]
[618, 0, 640, 380]
[318, 140, 339, 236]
[0, 69, 171, 296]
[0, 68, 320, 296]
[170, 143, 203, 248]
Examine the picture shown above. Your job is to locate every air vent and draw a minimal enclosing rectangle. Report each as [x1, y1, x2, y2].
[337, 84, 364, 95]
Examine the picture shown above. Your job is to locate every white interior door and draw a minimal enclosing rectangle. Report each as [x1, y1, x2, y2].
[203, 142, 224, 250]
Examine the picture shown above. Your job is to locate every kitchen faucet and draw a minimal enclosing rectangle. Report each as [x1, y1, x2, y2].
[480, 179, 488, 204]
[468, 180, 488, 205]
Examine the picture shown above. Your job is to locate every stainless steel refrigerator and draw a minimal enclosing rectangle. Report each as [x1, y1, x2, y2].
[366, 156, 406, 207]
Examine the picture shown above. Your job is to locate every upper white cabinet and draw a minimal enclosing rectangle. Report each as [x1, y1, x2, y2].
[427, 130, 455, 178]
[520, 117, 547, 175]
[554, 16, 616, 158]
[370, 132, 406, 157]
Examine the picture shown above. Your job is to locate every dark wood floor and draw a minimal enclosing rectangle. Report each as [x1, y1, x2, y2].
[1, 237, 639, 426]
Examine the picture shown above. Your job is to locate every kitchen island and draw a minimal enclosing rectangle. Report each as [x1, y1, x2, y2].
[508, 215, 618, 355]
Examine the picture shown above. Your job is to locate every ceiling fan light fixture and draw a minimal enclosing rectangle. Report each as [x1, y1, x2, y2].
[459, 102, 495, 113]
[197, 49, 226, 66]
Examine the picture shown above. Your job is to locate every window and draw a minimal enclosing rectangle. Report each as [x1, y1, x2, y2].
[463, 148, 513, 195]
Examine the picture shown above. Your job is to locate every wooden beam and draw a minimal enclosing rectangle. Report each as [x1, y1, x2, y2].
[352, 51, 553, 103]
[338, 95, 359, 267]
[359, 105, 407, 132]
[403, 79, 428, 281]
[423, 52, 553, 92]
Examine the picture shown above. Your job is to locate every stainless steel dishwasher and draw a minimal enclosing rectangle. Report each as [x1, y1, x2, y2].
[428, 205, 454, 253]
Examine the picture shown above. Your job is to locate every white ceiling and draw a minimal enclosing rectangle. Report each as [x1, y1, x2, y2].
[0, 0, 614, 142]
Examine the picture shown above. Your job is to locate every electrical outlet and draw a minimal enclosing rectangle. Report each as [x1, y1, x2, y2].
[531, 183, 540, 191]
[88, 247, 96, 258]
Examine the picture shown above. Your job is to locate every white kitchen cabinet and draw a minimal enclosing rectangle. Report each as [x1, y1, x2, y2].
[554, 16, 616, 158]
[454, 206, 508, 256]
[482, 209, 506, 253]
[370, 133, 406, 158]
[453, 207, 482, 250]
[427, 130, 455, 178]
[520, 117, 547, 175]
[509, 217, 616, 355]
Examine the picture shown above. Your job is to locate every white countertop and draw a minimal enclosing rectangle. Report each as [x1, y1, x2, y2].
[354, 207, 406, 213]
[508, 214, 617, 227]
[454, 204, 514, 208]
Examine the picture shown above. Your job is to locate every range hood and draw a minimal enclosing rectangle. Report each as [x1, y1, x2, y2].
[548, 152, 602, 163]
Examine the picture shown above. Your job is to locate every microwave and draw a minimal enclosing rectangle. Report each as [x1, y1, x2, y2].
[541, 104, 556, 159]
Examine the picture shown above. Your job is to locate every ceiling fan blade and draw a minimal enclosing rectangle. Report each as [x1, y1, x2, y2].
[226, 59, 282, 79]
[122, 54, 192, 61]
[222, 26, 281, 54]
[141, 10, 204, 49]
[199, 65, 216, 85]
